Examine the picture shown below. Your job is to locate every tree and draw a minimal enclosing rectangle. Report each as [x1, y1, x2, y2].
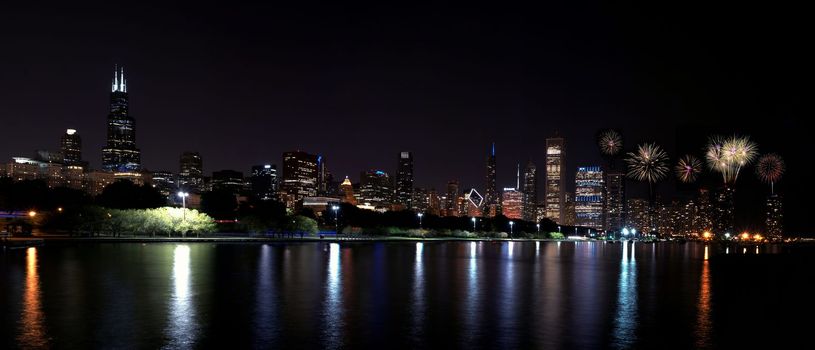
[284, 215, 318, 237]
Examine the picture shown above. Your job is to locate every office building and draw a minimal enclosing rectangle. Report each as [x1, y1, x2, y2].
[604, 170, 625, 234]
[575, 166, 604, 230]
[281, 151, 319, 207]
[545, 136, 566, 223]
[395, 151, 414, 209]
[178, 152, 204, 192]
[251, 164, 277, 201]
[102, 66, 141, 172]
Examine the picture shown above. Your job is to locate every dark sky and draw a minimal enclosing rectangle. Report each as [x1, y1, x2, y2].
[0, 2, 810, 231]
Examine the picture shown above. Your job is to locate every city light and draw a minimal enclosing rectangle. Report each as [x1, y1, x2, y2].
[702, 231, 712, 240]
[28, 210, 37, 217]
[417, 212, 424, 229]
[741, 232, 750, 240]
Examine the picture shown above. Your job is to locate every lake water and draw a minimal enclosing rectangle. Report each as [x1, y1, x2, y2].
[1, 241, 813, 349]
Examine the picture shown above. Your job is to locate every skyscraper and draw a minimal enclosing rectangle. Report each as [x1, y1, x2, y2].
[502, 187, 523, 220]
[212, 170, 245, 194]
[178, 151, 204, 192]
[522, 160, 538, 222]
[575, 166, 604, 230]
[604, 170, 625, 234]
[251, 164, 277, 200]
[395, 151, 414, 209]
[484, 143, 498, 217]
[545, 136, 566, 223]
[340, 176, 358, 205]
[150, 170, 176, 197]
[714, 186, 735, 235]
[359, 170, 393, 208]
[766, 194, 783, 238]
[281, 151, 319, 207]
[102, 66, 141, 172]
[446, 180, 460, 217]
[61, 129, 82, 166]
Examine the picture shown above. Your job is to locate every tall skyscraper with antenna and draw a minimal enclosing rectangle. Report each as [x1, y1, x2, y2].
[484, 142, 498, 217]
[102, 65, 141, 172]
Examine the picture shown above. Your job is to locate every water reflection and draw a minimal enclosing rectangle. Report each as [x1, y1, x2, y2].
[411, 242, 425, 340]
[19, 247, 47, 348]
[323, 243, 343, 347]
[612, 241, 638, 348]
[695, 245, 712, 348]
[254, 245, 278, 343]
[165, 244, 196, 349]
[464, 242, 480, 344]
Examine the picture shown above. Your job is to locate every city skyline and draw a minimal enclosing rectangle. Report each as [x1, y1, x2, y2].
[0, 3, 807, 232]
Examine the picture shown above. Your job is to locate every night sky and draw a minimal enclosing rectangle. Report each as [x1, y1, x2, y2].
[0, 3, 809, 232]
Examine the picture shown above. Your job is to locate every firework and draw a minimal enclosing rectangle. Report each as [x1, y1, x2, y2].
[625, 142, 669, 183]
[675, 155, 703, 183]
[705, 135, 758, 184]
[756, 153, 785, 193]
[598, 129, 623, 156]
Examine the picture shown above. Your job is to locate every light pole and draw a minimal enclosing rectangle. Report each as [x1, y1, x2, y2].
[332, 205, 340, 238]
[622, 227, 630, 240]
[177, 191, 189, 237]
[471, 217, 477, 231]
[536, 223, 540, 234]
[509, 221, 514, 239]
[417, 213, 424, 229]
[558, 225, 561, 234]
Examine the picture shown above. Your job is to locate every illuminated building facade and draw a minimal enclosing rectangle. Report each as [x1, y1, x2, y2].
[714, 186, 735, 235]
[545, 136, 566, 223]
[61, 129, 83, 166]
[359, 170, 393, 208]
[178, 151, 204, 192]
[502, 187, 523, 220]
[522, 160, 538, 222]
[412, 187, 429, 213]
[395, 151, 414, 209]
[150, 170, 176, 197]
[281, 151, 318, 207]
[251, 164, 277, 200]
[484, 143, 498, 217]
[627, 198, 650, 233]
[445, 180, 460, 217]
[604, 170, 625, 234]
[102, 66, 141, 172]
[766, 194, 783, 237]
[340, 176, 357, 205]
[575, 166, 604, 229]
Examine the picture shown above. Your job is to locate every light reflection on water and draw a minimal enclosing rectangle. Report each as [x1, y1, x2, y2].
[323, 243, 343, 348]
[4, 241, 802, 349]
[612, 241, 638, 348]
[19, 247, 47, 348]
[254, 245, 278, 343]
[411, 242, 425, 341]
[164, 244, 196, 349]
[695, 245, 712, 348]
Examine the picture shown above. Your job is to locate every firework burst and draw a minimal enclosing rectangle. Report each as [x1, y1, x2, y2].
[705, 135, 758, 184]
[598, 129, 623, 156]
[756, 153, 785, 193]
[675, 155, 703, 183]
[625, 142, 670, 184]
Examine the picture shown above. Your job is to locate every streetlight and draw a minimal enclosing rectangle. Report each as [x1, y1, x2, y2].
[177, 191, 189, 237]
[471, 217, 477, 231]
[332, 205, 340, 237]
[536, 223, 540, 234]
[417, 212, 424, 229]
[509, 221, 514, 239]
[558, 225, 561, 234]
[622, 227, 630, 240]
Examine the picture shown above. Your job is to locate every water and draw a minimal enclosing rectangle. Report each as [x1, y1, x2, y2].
[2, 241, 813, 349]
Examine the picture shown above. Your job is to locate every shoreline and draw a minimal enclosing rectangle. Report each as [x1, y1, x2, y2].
[3, 234, 800, 246]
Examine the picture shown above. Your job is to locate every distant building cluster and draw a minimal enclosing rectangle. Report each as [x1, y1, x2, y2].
[0, 66, 784, 237]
